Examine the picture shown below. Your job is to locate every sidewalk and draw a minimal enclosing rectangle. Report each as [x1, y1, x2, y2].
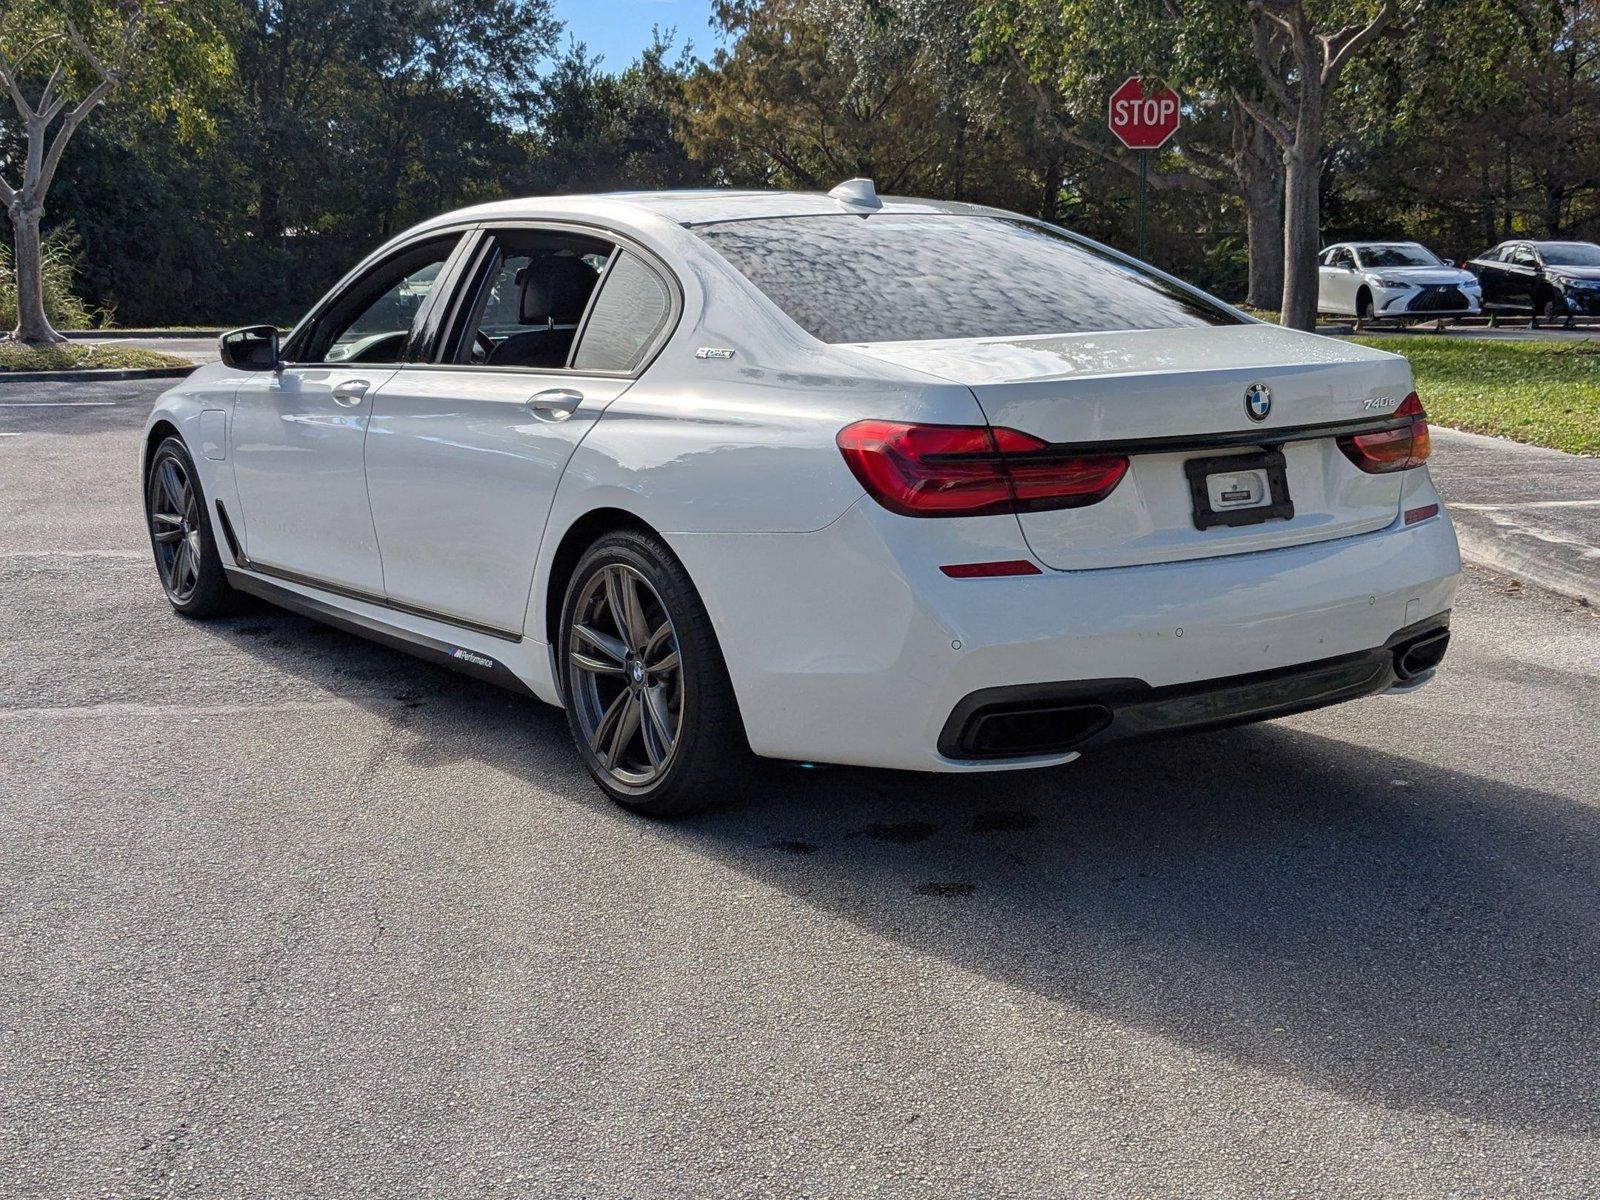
[1428, 428, 1599, 607]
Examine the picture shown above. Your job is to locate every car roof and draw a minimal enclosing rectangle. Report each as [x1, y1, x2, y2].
[409, 188, 1001, 232]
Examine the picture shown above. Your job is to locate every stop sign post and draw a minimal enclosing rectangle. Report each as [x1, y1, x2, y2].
[1108, 77, 1182, 261]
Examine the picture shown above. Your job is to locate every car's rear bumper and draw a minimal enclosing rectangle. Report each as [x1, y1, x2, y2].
[667, 491, 1462, 773]
[937, 617, 1449, 761]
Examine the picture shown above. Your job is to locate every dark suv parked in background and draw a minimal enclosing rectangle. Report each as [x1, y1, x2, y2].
[1465, 240, 1600, 328]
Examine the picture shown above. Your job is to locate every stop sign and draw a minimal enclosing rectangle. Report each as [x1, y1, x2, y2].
[1108, 77, 1181, 150]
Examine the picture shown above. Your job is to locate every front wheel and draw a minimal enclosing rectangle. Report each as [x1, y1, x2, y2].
[145, 436, 237, 618]
[558, 529, 751, 816]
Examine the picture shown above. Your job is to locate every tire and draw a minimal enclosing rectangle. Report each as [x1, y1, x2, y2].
[1355, 290, 1373, 329]
[144, 436, 237, 618]
[558, 528, 751, 817]
[1531, 292, 1556, 329]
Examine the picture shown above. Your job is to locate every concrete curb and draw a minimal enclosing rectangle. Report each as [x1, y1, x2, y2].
[1452, 516, 1598, 608]
[0, 366, 195, 383]
[1428, 428, 1599, 609]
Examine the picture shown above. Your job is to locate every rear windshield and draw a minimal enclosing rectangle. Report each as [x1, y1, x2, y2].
[696, 214, 1239, 344]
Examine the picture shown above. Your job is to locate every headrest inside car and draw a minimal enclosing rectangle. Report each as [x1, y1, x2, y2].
[519, 255, 598, 326]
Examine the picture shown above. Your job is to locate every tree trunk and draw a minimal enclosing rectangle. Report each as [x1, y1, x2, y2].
[7, 203, 63, 344]
[1545, 180, 1565, 237]
[1245, 184, 1284, 310]
[1277, 75, 1325, 333]
[1038, 156, 1063, 224]
[1280, 137, 1322, 332]
[1236, 111, 1284, 309]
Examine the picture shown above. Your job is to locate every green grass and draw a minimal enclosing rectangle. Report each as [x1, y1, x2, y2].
[0, 342, 192, 373]
[1352, 336, 1600, 456]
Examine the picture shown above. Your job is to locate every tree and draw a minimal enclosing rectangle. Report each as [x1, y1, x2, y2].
[0, 3, 148, 342]
[678, 0, 1033, 205]
[1237, 1, 1426, 329]
[523, 34, 709, 194]
[973, 0, 1289, 305]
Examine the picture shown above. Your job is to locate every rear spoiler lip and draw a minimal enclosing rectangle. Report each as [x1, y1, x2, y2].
[1012, 414, 1414, 460]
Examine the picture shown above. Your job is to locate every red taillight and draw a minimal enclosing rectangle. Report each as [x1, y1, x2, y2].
[1338, 392, 1431, 473]
[836, 420, 1128, 518]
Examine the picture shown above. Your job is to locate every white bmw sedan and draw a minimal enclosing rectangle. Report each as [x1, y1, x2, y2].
[1318, 241, 1483, 325]
[142, 183, 1460, 815]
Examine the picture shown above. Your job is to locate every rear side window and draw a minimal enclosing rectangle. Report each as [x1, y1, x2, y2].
[571, 252, 674, 373]
[696, 214, 1238, 344]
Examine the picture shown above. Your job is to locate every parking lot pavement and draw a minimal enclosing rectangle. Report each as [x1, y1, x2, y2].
[3, 379, 1598, 1197]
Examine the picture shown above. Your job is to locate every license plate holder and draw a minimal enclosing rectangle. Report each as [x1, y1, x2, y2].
[1185, 449, 1295, 530]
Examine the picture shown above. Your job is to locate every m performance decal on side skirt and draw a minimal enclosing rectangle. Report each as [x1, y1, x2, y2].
[450, 647, 497, 669]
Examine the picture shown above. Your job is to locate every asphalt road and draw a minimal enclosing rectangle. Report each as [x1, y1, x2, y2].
[3, 378, 1598, 1198]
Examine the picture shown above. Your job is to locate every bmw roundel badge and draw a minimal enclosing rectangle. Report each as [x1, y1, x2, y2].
[1244, 382, 1272, 422]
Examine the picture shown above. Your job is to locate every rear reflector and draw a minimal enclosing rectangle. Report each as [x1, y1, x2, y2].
[940, 560, 1042, 578]
[1338, 393, 1431, 473]
[836, 420, 1127, 518]
[1404, 503, 1440, 525]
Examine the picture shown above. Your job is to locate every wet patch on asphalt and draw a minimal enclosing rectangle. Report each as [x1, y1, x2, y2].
[766, 838, 819, 855]
[971, 810, 1038, 834]
[914, 882, 975, 897]
[853, 820, 939, 844]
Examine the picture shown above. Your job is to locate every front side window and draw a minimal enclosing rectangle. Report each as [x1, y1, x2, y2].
[1511, 246, 1538, 267]
[302, 236, 460, 364]
[695, 214, 1239, 344]
[571, 252, 674, 373]
[1357, 245, 1441, 269]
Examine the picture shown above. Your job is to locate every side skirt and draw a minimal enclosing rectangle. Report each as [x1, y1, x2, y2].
[225, 567, 539, 699]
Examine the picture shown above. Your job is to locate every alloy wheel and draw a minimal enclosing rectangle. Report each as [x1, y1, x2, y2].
[148, 454, 203, 603]
[567, 563, 684, 788]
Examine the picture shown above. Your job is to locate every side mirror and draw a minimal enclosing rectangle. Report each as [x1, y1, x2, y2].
[219, 325, 281, 372]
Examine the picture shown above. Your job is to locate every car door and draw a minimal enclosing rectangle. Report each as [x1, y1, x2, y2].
[229, 233, 467, 595]
[1316, 248, 1346, 313]
[1324, 248, 1360, 313]
[1504, 244, 1540, 310]
[363, 227, 679, 636]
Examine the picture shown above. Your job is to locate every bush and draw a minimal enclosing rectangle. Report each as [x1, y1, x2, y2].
[0, 231, 97, 332]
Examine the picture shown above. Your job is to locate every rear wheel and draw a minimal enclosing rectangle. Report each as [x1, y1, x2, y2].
[144, 436, 237, 618]
[559, 529, 750, 816]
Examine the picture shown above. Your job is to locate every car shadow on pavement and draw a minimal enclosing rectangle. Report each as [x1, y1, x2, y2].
[200, 605, 1600, 1142]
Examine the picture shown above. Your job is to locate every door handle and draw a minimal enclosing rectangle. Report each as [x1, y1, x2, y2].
[526, 388, 583, 421]
[332, 379, 370, 407]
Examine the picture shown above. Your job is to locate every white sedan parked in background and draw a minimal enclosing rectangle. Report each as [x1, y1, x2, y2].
[1318, 241, 1482, 325]
[142, 182, 1460, 816]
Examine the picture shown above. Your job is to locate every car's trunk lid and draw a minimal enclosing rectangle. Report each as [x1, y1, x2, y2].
[840, 324, 1415, 570]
